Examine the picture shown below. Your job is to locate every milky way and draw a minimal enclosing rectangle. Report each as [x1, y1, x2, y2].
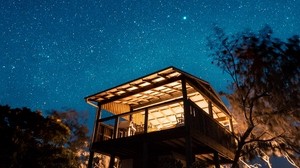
[1, 0, 299, 115]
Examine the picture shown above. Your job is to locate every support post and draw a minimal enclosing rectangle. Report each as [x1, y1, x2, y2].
[144, 108, 148, 133]
[229, 117, 234, 132]
[213, 151, 220, 168]
[142, 142, 148, 168]
[129, 106, 133, 121]
[88, 103, 102, 168]
[109, 154, 116, 168]
[113, 117, 120, 139]
[181, 78, 194, 168]
[87, 151, 94, 168]
[181, 78, 189, 127]
[92, 103, 102, 143]
[141, 108, 148, 168]
[208, 101, 213, 117]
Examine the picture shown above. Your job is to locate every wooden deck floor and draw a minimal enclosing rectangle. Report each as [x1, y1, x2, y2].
[92, 126, 234, 163]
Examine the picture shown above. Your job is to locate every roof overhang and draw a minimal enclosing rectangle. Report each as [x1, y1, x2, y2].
[85, 66, 231, 117]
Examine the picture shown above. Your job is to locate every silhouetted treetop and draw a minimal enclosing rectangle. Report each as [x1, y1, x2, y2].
[208, 25, 300, 167]
[0, 105, 89, 168]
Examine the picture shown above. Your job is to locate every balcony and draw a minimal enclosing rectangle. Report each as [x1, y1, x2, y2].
[93, 98, 184, 142]
[92, 99, 235, 161]
[86, 66, 237, 167]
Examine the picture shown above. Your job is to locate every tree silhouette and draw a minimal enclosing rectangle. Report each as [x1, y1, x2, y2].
[207, 25, 300, 168]
[49, 109, 90, 165]
[0, 105, 89, 168]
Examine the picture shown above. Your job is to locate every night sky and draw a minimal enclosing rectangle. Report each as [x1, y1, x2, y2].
[1, 0, 299, 167]
[2, 0, 299, 111]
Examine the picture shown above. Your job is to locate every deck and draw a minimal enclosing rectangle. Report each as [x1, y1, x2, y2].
[91, 100, 236, 162]
[86, 67, 238, 168]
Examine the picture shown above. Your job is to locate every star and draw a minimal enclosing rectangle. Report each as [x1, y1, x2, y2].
[183, 16, 187, 20]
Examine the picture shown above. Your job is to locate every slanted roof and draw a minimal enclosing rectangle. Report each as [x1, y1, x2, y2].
[85, 66, 230, 117]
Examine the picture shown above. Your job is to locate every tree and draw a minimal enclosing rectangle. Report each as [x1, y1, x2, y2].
[207, 25, 300, 168]
[49, 109, 90, 166]
[0, 105, 89, 168]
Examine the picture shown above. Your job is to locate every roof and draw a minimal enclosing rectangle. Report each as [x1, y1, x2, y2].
[85, 66, 230, 116]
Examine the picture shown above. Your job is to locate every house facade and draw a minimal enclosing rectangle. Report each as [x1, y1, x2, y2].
[85, 66, 236, 168]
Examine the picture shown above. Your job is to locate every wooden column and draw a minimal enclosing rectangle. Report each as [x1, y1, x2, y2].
[87, 151, 94, 168]
[229, 117, 234, 132]
[181, 78, 189, 127]
[208, 101, 213, 117]
[110, 116, 119, 168]
[142, 141, 148, 168]
[113, 117, 120, 139]
[109, 154, 116, 168]
[141, 108, 149, 168]
[92, 103, 102, 143]
[88, 103, 102, 168]
[182, 78, 194, 168]
[144, 108, 148, 133]
[213, 151, 220, 168]
[129, 106, 133, 121]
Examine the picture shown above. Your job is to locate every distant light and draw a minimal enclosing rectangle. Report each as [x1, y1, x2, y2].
[183, 16, 187, 20]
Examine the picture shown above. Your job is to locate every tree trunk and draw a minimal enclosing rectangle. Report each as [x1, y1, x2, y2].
[231, 142, 243, 168]
[231, 126, 254, 168]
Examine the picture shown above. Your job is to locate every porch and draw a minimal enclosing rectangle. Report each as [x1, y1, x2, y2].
[86, 66, 237, 168]
[92, 99, 235, 163]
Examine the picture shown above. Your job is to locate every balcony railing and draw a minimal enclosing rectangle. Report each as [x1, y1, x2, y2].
[93, 109, 183, 142]
[188, 100, 236, 152]
[93, 99, 236, 154]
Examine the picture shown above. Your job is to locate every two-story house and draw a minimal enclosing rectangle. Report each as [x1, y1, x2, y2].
[85, 66, 236, 168]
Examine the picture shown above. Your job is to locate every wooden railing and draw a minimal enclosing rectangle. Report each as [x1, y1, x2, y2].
[93, 99, 184, 143]
[188, 100, 236, 152]
[93, 99, 236, 155]
[94, 123, 114, 142]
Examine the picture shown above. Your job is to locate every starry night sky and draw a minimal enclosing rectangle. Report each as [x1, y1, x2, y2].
[1, 1, 299, 166]
[1, 0, 299, 121]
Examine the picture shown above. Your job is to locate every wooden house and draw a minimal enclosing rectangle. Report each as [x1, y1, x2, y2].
[85, 66, 236, 168]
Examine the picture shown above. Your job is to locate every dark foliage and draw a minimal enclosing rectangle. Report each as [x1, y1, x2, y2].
[49, 110, 90, 159]
[208, 25, 300, 167]
[0, 105, 89, 168]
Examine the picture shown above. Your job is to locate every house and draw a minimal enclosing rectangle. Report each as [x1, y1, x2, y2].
[85, 66, 236, 168]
